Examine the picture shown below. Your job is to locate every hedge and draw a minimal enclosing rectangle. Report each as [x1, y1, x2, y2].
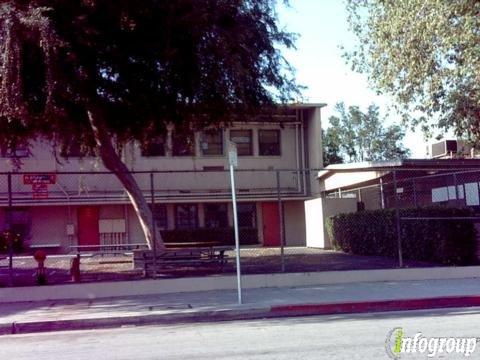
[160, 227, 258, 246]
[326, 207, 478, 265]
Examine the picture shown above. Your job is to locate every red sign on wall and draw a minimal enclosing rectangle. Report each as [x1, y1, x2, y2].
[23, 174, 56, 185]
[32, 183, 49, 199]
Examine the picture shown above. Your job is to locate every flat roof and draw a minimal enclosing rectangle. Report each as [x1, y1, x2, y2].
[318, 158, 480, 179]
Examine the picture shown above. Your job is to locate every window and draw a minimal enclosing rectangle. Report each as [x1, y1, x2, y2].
[230, 130, 253, 156]
[1, 144, 29, 158]
[172, 130, 195, 156]
[175, 204, 198, 229]
[151, 204, 168, 230]
[259, 130, 280, 155]
[141, 136, 166, 157]
[5, 208, 31, 242]
[237, 203, 257, 228]
[201, 130, 223, 156]
[60, 141, 95, 158]
[204, 203, 228, 228]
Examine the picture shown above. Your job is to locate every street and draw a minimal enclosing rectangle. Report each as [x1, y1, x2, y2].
[2, 307, 480, 359]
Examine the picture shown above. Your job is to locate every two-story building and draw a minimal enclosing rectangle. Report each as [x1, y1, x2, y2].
[0, 103, 325, 253]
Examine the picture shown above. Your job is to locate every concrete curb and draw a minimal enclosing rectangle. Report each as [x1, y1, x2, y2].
[2, 295, 480, 335]
[3, 267, 480, 303]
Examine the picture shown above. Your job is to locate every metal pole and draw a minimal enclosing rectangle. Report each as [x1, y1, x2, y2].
[276, 171, 285, 272]
[392, 171, 403, 268]
[150, 172, 157, 278]
[412, 179, 417, 207]
[230, 164, 242, 304]
[7, 173, 13, 286]
[379, 178, 385, 209]
[453, 174, 459, 203]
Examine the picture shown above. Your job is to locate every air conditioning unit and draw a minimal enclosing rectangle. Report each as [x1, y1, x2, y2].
[430, 140, 472, 158]
[431, 140, 458, 158]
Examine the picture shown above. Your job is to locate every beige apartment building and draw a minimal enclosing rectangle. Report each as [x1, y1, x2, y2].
[0, 104, 325, 253]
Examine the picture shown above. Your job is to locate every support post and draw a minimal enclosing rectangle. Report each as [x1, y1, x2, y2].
[7, 172, 13, 287]
[412, 179, 417, 207]
[150, 172, 157, 278]
[392, 171, 403, 268]
[230, 164, 243, 304]
[276, 171, 285, 272]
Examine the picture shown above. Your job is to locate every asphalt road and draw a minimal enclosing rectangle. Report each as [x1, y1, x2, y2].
[2, 308, 480, 359]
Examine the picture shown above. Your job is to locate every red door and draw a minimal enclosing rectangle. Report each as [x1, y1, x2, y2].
[262, 202, 280, 247]
[77, 206, 100, 250]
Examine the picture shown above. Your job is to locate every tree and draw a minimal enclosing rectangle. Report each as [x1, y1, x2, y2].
[322, 102, 410, 165]
[345, 0, 480, 142]
[0, 1, 299, 250]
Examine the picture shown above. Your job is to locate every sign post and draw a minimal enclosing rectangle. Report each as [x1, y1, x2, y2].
[228, 141, 242, 304]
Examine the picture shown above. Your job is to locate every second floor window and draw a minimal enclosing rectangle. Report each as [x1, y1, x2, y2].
[259, 130, 280, 155]
[230, 130, 253, 156]
[172, 130, 195, 156]
[141, 136, 166, 157]
[201, 130, 223, 156]
[60, 141, 95, 158]
[1, 144, 29, 158]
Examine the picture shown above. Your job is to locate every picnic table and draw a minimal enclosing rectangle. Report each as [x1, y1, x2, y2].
[133, 244, 233, 276]
[70, 243, 149, 257]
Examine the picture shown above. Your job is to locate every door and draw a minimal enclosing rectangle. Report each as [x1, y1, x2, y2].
[77, 206, 100, 250]
[262, 202, 280, 247]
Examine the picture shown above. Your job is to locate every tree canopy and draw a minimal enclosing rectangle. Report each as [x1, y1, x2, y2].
[322, 102, 410, 166]
[345, 0, 480, 142]
[0, 0, 299, 249]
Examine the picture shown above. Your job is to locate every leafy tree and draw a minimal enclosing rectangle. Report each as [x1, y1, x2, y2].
[322, 102, 410, 165]
[345, 0, 480, 142]
[0, 1, 299, 250]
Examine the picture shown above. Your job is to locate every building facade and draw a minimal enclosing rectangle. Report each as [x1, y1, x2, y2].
[0, 104, 325, 253]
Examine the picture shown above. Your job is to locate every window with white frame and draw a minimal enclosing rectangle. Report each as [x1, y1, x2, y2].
[204, 203, 228, 228]
[141, 135, 166, 157]
[175, 204, 198, 229]
[60, 141, 95, 158]
[201, 130, 223, 156]
[237, 203, 257, 228]
[258, 129, 280, 155]
[230, 130, 253, 156]
[172, 129, 195, 156]
[151, 204, 168, 230]
[1, 143, 29, 158]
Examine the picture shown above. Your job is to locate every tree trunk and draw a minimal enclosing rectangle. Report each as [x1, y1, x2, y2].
[87, 107, 165, 251]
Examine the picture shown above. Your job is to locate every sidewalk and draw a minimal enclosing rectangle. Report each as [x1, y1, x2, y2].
[1, 277, 480, 335]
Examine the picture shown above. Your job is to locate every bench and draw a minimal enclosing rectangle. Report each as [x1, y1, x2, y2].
[29, 244, 62, 254]
[70, 243, 149, 257]
[134, 246, 233, 276]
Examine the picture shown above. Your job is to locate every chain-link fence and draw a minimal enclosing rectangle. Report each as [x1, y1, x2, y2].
[322, 166, 480, 269]
[1, 165, 477, 287]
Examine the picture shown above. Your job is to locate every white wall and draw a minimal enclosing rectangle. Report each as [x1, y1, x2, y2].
[284, 201, 306, 246]
[305, 198, 357, 249]
[29, 206, 73, 250]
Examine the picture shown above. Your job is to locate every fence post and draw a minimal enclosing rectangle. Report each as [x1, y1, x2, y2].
[412, 179, 417, 207]
[453, 174, 459, 203]
[276, 171, 285, 272]
[150, 172, 157, 278]
[7, 172, 13, 286]
[392, 170, 403, 268]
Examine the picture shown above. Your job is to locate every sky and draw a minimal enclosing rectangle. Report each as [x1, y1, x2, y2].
[277, 0, 426, 158]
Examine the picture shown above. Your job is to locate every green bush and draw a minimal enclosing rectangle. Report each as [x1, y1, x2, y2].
[326, 206, 478, 265]
[160, 227, 258, 246]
